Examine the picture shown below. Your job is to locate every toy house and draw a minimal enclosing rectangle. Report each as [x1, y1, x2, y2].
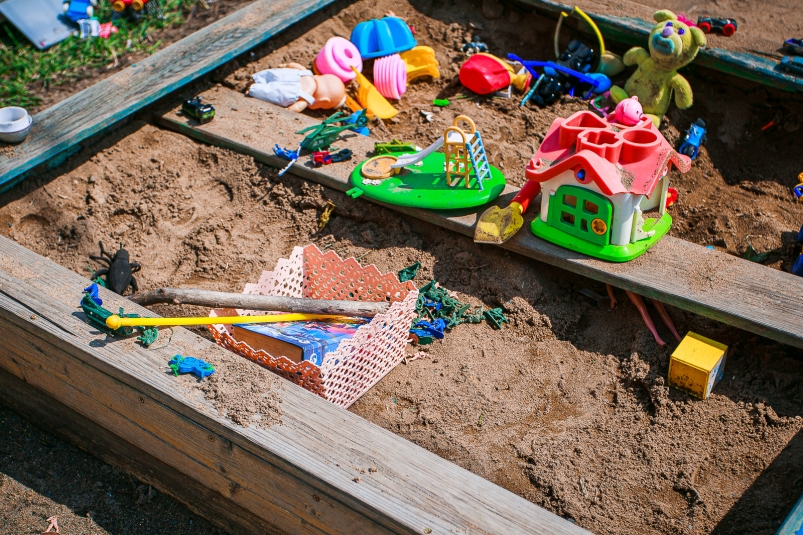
[525, 110, 691, 261]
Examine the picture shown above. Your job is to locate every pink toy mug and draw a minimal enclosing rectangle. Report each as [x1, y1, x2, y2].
[315, 37, 363, 83]
[373, 54, 407, 100]
[607, 96, 645, 127]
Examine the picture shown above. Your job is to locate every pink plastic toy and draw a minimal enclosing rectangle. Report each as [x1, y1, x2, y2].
[607, 96, 646, 126]
[373, 53, 407, 100]
[315, 37, 363, 83]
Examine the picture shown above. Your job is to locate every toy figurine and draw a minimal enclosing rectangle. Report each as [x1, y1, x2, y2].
[462, 36, 489, 55]
[475, 109, 691, 262]
[609, 10, 706, 126]
[62, 0, 96, 23]
[678, 118, 707, 160]
[606, 96, 645, 126]
[249, 63, 346, 113]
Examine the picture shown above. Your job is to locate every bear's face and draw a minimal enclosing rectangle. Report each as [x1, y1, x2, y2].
[648, 10, 706, 70]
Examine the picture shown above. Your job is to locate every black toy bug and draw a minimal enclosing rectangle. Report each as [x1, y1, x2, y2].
[90, 241, 141, 295]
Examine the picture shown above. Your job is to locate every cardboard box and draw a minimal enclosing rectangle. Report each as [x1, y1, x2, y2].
[668, 332, 728, 399]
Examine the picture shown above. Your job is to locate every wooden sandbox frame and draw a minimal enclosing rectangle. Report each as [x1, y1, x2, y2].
[1, 0, 802, 533]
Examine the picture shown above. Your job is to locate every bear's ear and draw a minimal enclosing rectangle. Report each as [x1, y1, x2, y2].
[690, 26, 707, 48]
[653, 10, 677, 22]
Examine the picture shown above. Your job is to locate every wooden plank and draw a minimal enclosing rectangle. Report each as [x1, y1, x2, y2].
[0, 366, 288, 535]
[157, 86, 803, 349]
[0, 0, 339, 194]
[0, 234, 591, 535]
[778, 493, 803, 535]
[514, 0, 803, 94]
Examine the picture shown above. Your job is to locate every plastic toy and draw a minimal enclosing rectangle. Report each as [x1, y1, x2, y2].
[315, 36, 362, 83]
[350, 67, 399, 119]
[77, 18, 100, 39]
[80, 284, 158, 345]
[678, 118, 707, 160]
[399, 46, 440, 81]
[97, 22, 118, 39]
[462, 36, 488, 55]
[0, 106, 32, 144]
[375, 140, 416, 155]
[374, 53, 407, 99]
[249, 63, 346, 113]
[169, 355, 215, 379]
[784, 38, 803, 56]
[111, 0, 147, 12]
[513, 52, 611, 107]
[781, 56, 803, 76]
[62, 0, 96, 23]
[553, 7, 625, 77]
[609, 11, 706, 126]
[181, 96, 215, 124]
[474, 109, 692, 262]
[350, 16, 417, 59]
[43, 515, 59, 533]
[273, 144, 299, 161]
[606, 96, 644, 126]
[106, 312, 350, 330]
[697, 16, 737, 36]
[343, 109, 370, 136]
[311, 148, 353, 167]
[296, 109, 367, 151]
[668, 332, 728, 399]
[349, 115, 506, 210]
[432, 99, 449, 107]
[89, 242, 141, 295]
[459, 53, 530, 95]
[626, 290, 681, 346]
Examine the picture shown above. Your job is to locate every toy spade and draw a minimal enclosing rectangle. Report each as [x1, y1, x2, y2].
[106, 312, 362, 330]
[474, 181, 541, 244]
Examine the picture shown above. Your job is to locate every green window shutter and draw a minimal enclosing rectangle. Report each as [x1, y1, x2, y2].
[547, 185, 613, 246]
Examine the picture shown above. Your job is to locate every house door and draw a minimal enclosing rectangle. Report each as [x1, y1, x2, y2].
[548, 185, 613, 246]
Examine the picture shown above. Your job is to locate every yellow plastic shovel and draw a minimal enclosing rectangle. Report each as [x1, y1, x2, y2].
[351, 67, 399, 119]
[400, 46, 440, 81]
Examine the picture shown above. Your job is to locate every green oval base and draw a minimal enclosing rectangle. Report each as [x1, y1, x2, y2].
[350, 151, 506, 210]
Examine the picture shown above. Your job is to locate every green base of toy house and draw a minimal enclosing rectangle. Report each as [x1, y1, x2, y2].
[350, 152, 506, 210]
[531, 213, 672, 262]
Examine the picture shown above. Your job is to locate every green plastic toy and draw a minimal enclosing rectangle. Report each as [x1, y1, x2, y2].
[296, 109, 368, 152]
[80, 283, 159, 346]
[609, 10, 706, 126]
[375, 140, 417, 155]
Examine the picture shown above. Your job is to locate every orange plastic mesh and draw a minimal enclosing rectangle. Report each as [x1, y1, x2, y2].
[209, 244, 418, 408]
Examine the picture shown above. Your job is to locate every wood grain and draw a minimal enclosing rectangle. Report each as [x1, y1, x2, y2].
[0, 0, 339, 193]
[157, 86, 803, 349]
[0, 233, 591, 535]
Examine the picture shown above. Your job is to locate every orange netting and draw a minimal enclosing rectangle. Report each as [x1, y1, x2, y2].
[209, 244, 418, 408]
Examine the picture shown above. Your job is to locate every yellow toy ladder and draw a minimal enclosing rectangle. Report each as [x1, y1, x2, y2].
[444, 116, 477, 188]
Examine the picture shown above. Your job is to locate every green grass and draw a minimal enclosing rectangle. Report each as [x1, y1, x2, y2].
[0, 0, 201, 109]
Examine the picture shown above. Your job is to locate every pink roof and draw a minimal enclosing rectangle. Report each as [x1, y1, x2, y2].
[525, 111, 691, 196]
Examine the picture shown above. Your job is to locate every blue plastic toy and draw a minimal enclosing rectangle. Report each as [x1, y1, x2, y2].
[83, 283, 102, 306]
[344, 109, 370, 136]
[508, 53, 611, 105]
[350, 17, 417, 60]
[169, 355, 215, 379]
[62, 0, 96, 23]
[410, 318, 446, 340]
[678, 118, 707, 160]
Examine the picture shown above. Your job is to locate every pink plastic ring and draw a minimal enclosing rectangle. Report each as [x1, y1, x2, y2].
[315, 37, 363, 83]
[373, 54, 407, 100]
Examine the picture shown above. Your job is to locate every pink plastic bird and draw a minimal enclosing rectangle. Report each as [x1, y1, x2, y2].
[607, 96, 645, 126]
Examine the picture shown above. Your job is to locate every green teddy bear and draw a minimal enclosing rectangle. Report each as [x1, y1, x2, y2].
[610, 10, 706, 126]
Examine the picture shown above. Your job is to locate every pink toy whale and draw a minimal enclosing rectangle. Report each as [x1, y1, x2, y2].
[607, 96, 645, 126]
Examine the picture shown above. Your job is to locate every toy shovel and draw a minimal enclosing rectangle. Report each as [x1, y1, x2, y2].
[474, 181, 541, 244]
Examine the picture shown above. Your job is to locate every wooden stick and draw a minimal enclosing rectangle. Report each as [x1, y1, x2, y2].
[129, 288, 389, 317]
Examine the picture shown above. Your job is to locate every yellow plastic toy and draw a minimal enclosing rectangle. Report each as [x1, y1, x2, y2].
[106, 313, 356, 330]
[350, 67, 399, 119]
[400, 46, 440, 81]
[668, 332, 728, 400]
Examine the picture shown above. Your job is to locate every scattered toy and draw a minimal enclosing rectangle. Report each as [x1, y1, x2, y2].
[678, 118, 707, 160]
[462, 36, 488, 55]
[589, 92, 613, 117]
[609, 10, 706, 126]
[98, 22, 118, 39]
[400, 46, 440, 81]
[350, 16, 417, 59]
[318, 200, 335, 230]
[112, 0, 148, 12]
[513, 50, 611, 107]
[296, 109, 368, 151]
[697, 16, 737, 36]
[105, 311, 353, 331]
[781, 56, 803, 76]
[360, 155, 399, 180]
[474, 109, 691, 261]
[374, 53, 407, 99]
[432, 98, 450, 107]
[349, 67, 399, 119]
[0, 106, 33, 144]
[459, 53, 530, 96]
[375, 140, 416, 155]
[77, 18, 100, 39]
[315, 36, 363, 82]
[310, 148, 353, 167]
[62, 0, 96, 23]
[343, 109, 370, 135]
[606, 95, 645, 126]
[553, 7, 625, 76]
[181, 96, 215, 124]
[89, 241, 141, 295]
[80, 284, 158, 345]
[420, 110, 433, 122]
[397, 262, 421, 282]
[793, 172, 803, 200]
[783, 38, 803, 56]
[273, 144, 299, 161]
[169, 355, 215, 379]
[626, 290, 681, 346]
[249, 63, 346, 113]
[42, 515, 59, 534]
[668, 332, 728, 399]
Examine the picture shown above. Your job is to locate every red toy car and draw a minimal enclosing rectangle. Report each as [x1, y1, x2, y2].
[697, 16, 737, 36]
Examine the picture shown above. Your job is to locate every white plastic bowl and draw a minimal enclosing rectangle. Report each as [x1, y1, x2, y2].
[0, 107, 32, 143]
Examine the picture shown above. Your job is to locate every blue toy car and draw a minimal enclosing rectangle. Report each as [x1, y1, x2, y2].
[784, 38, 803, 56]
[781, 55, 803, 76]
[697, 17, 737, 37]
[63, 0, 97, 23]
[678, 118, 707, 160]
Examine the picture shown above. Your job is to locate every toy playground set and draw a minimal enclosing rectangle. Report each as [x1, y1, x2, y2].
[3, 1, 803, 535]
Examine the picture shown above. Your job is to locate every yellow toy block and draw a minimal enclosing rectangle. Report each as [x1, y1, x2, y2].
[668, 332, 728, 399]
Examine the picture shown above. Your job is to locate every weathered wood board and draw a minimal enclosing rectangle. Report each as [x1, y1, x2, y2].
[158, 86, 803, 349]
[0, 0, 340, 194]
[0, 234, 591, 535]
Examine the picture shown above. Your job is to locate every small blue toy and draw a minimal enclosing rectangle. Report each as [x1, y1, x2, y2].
[82, 283, 102, 306]
[410, 318, 446, 340]
[781, 56, 803, 76]
[344, 110, 370, 136]
[462, 36, 489, 55]
[169, 355, 215, 379]
[679, 118, 707, 160]
[63, 0, 97, 23]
